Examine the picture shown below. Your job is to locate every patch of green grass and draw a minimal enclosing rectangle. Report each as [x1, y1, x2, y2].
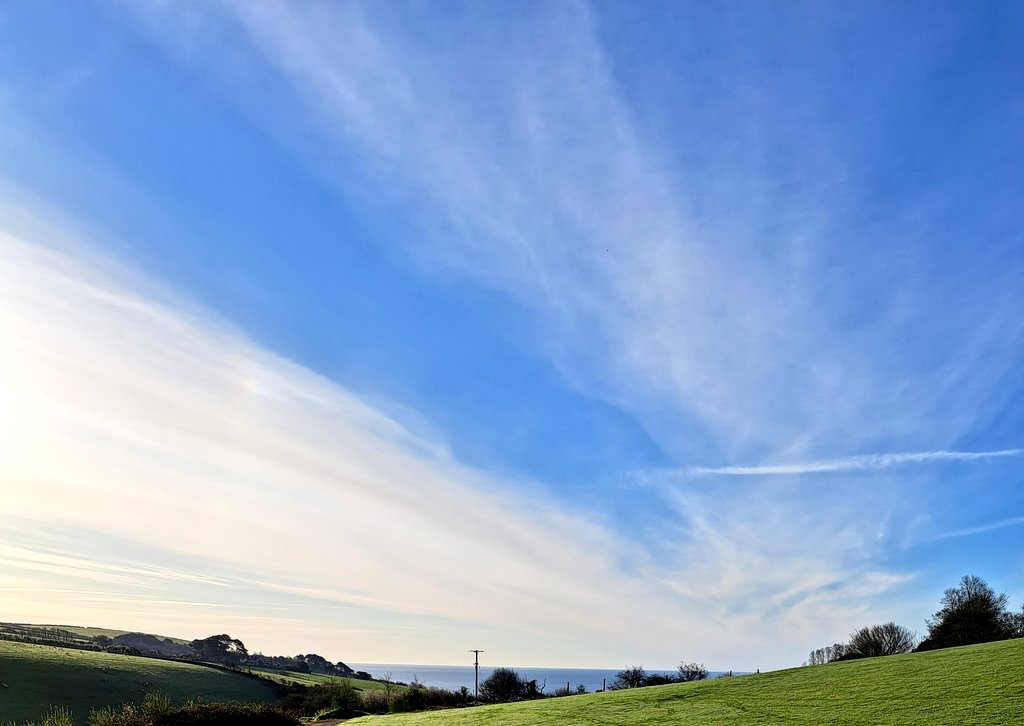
[0, 640, 278, 725]
[350, 639, 1024, 725]
[245, 667, 401, 692]
[33, 625, 190, 646]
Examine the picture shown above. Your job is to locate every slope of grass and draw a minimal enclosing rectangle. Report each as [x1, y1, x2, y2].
[351, 639, 1024, 726]
[245, 667, 399, 692]
[0, 640, 279, 724]
[35, 625, 190, 645]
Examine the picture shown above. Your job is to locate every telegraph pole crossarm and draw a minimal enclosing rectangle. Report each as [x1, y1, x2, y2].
[469, 649, 485, 702]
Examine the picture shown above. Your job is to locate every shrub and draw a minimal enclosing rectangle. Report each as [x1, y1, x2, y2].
[140, 693, 173, 718]
[360, 689, 390, 715]
[613, 665, 646, 689]
[89, 704, 139, 726]
[149, 703, 297, 726]
[847, 622, 916, 658]
[677, 661, 709, 682]
[281, 681, 362, 718]
[479, 667, 527, 703]
[642, 673, 676, 686]
[4, 707, 74, 726]
[89, 700, 298, 726]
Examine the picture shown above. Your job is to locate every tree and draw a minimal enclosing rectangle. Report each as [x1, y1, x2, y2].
[1006, 606, 1024, 639]
[189, 634, 248, 664]
[479, 667, 527, 703]
[643, 673, 676, 686]
[523, 679, 545, 699]
[614, 665, 647, 689]
[678, 661, 709, 681]
[806, 643, 847, 666]
[920, 575, 1011, 650]
[380, 670, 395, 704]
[847, 622, 917, 658]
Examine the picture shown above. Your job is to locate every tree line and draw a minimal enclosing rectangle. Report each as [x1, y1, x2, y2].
[187, 633, 372, 680]
[808, 575, 1024, 665]
[468, 660, 711, 704]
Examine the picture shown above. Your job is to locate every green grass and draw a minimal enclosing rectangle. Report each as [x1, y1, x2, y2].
[0, 640, 279, 724]
[34, 625, 190, 645]
[351, 639, 1024, 725]
[245, 666, 402, 692]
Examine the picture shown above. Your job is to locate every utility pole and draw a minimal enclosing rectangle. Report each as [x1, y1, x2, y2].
[469, 649, 484, 702]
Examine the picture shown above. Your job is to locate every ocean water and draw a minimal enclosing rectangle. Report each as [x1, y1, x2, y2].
[350, 663, 728, 693]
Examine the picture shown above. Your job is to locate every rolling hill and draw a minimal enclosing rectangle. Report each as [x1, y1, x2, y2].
[244, 666, 398, 692]
[350, 638, 1024, 725]
[0, 640, 279, 724]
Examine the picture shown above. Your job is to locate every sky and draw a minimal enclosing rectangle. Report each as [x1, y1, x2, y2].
[0, 1, 1022, 672]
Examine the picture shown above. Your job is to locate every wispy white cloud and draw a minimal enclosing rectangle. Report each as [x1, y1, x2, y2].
[155, 0, 1023, 468]
[687, 449, 1024, 477]
[64, 0, 1021, 665]
[6, 1, 1019, 669]
[0, 199, 919, 669]
[934, 515, 1024, 541]
[0, 216, 659, 663]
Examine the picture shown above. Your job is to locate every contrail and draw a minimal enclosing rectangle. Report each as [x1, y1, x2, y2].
[690, 449, 1024, 476]
[933, 515, 1024, 541]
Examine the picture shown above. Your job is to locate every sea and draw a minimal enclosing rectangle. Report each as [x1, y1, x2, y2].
[349, 663, 732, 694]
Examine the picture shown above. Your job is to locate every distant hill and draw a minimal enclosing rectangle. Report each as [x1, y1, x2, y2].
[1, 622, 358, 676]
[349, 638, 1024, 725]
[0, 640, 279, 724]
[0, 622, 193, 659]
[34, 624, 191, 646]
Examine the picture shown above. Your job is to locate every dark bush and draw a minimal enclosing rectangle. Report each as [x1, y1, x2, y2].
[479, 667, 527, 702]
[278, 682, 361, 718]
[89, 701, 298, 726]
[613, 666, 647, 689]
[149, 704, 297, 726]
[847, 622, 916, 658]
[642, 673, 676, 686]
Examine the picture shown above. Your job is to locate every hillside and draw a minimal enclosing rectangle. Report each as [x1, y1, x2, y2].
[0, 640, 279, 724]
[34, 625, 191, 646]
[245, 667, 398, 692]
[351, 638, 1024, 725]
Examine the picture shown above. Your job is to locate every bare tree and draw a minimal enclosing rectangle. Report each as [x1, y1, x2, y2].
[847, 622, 917, 658]
[1007, 606, 1024, 639]
[614, 665, 647, 689]
[677, 661, 709, 682]
[806, 643, 847, 666]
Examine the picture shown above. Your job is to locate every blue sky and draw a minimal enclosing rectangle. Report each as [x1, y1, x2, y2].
[0, 1, 1021, 671]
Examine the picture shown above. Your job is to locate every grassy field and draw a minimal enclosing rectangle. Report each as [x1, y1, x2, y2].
[245, 666, 400, 692]
[351, 638, 1024, 725]
[0, 640, 279, 724]
[39, 625, 190, 646]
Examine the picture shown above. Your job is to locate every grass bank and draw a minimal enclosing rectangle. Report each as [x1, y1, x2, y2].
[0, 640, 278, 724]
[245, 666, 401, 692]
[351, 638, 1024, 725]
